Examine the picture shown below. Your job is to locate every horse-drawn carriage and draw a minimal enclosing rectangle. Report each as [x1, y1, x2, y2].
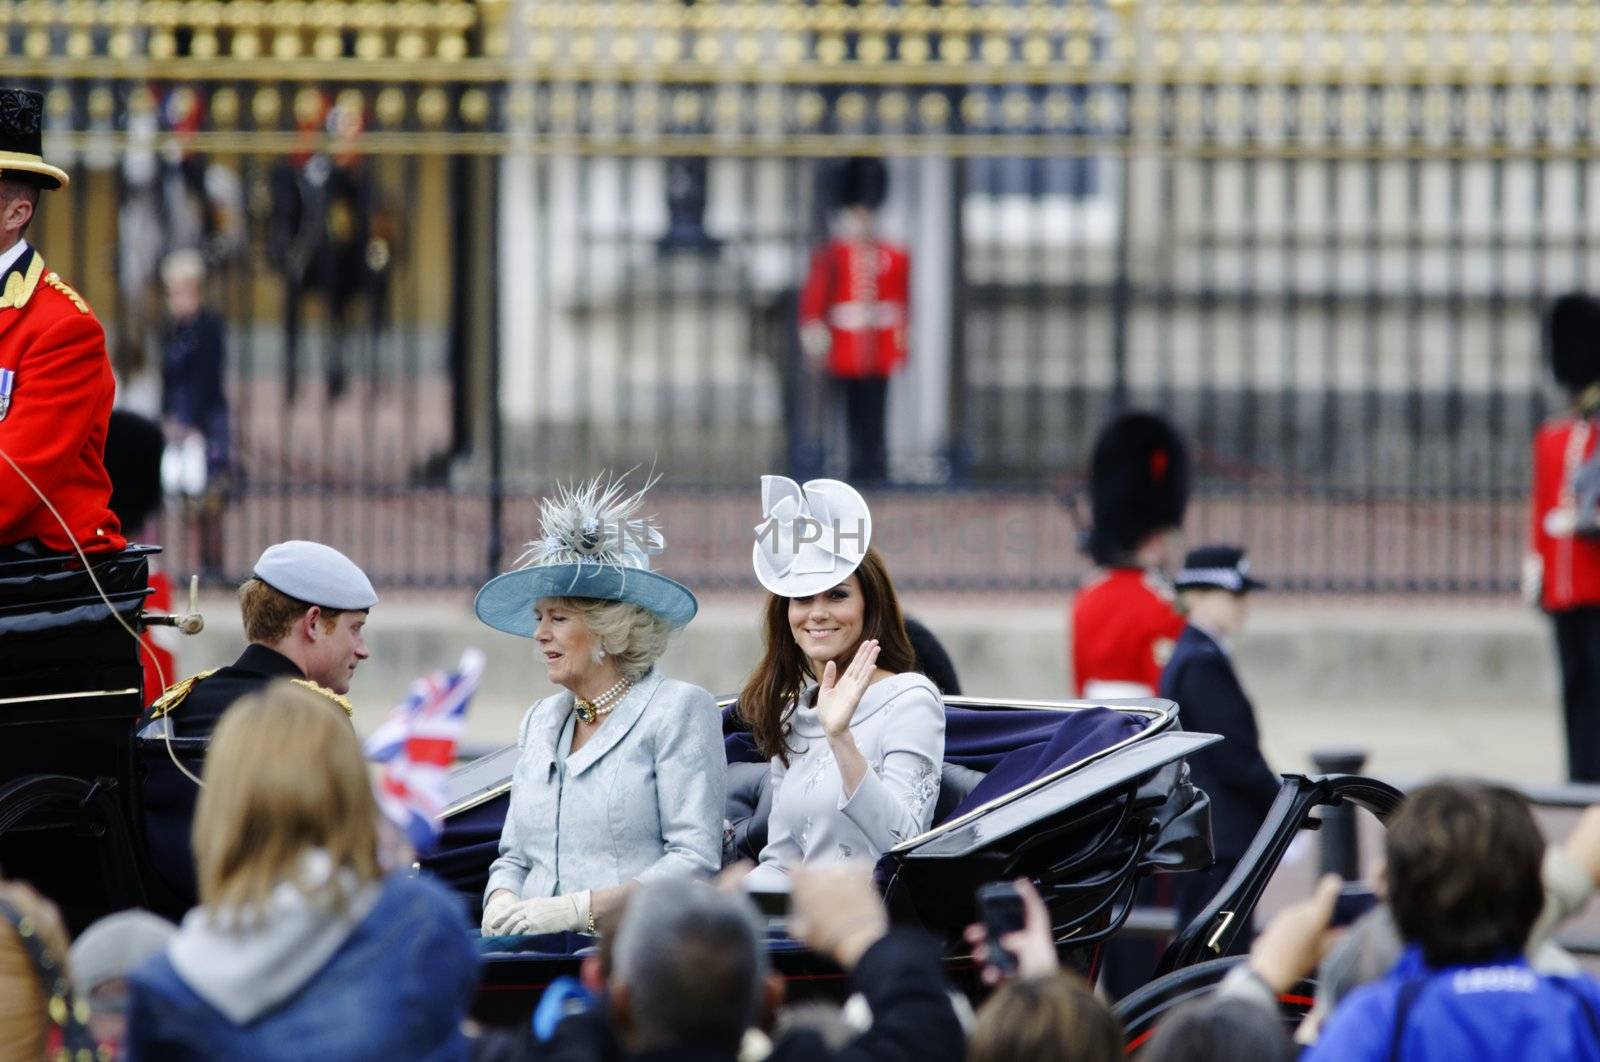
[0, 546, 1405, 1047]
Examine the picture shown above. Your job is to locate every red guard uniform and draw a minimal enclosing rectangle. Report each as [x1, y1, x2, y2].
[138, 568, 177, 705]
[1071, 567, 1186, 699]
[1530, 412, 1600, 781]
[1530, 415, 1600, 611]
[799, 238, 910, 379]
[0, 245, 124, 554]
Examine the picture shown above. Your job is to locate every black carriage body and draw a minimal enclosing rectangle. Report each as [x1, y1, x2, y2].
[0, 548, 157, 930]
[429, 695, 1221, 1025]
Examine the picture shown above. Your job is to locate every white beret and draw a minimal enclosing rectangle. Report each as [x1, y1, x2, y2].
[253, 540, 378, 610]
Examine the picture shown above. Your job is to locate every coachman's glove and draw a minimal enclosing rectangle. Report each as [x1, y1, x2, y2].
[490, 891, 592, 936]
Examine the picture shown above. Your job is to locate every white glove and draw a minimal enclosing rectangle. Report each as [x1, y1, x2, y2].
[481, 889, 520, 935]
[495, 891, 592, 936]
[1523, 553, 1544, 608]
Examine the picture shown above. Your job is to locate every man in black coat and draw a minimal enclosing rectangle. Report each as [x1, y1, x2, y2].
[1160, 544, 1279, 953]
[134, 539, 377, 916]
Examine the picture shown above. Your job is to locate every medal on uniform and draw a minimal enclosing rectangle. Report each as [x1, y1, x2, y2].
[0, 368, 13, 422]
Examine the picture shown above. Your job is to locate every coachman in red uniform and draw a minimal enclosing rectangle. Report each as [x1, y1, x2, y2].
[1530, 293, 1600, 781]
[0, 88, 123, 556]
[799, 157, 910, 483]
[1071, 412, 1190, 699]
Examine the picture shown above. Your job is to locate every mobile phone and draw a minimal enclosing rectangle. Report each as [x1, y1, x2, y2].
[749, 888, 791, 918]
[1329, 883, 1377, 928]
[976, 881, 1027, 977]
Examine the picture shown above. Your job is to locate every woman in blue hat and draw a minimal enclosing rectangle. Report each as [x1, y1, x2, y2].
[474, 474, 724, 938]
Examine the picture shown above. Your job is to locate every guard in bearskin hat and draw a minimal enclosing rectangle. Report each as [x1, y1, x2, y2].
[799, 157, 910, 482]
[0, 87, 124, 556]
[1530, 292, 1600, 780]
[1070, 411, 1190, 699]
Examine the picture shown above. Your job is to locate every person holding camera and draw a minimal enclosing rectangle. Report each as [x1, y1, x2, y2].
[1530, 293, 1600, 782]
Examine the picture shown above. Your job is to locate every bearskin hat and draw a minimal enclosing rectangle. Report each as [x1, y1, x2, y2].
[104, 410, 165, 534]
[1083, 411, 1190, 566]
[1547, 292, 1600, 393]
[832, 157, 889, 211]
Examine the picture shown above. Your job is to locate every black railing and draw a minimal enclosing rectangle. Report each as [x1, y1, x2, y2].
[16, 2, 1597, 593]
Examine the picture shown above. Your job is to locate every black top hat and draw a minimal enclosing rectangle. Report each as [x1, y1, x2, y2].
[0, 88, 68, 190]
[104, 410, 165, 532]
[1546, 292, 1600, 393]
[1174, 544, 1266, 593]
[1083, 412, 1191, 566]
[832, 157, 889, 210]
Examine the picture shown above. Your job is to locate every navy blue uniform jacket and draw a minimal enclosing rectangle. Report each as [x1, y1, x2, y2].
[1159, 625, 1278, 861]
[136, 644, 309, 913]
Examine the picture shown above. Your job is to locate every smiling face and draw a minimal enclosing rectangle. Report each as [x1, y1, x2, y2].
[533, 597, 602, 691]
[787, 575, 867, 673]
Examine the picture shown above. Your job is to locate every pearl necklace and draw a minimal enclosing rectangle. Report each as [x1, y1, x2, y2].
[574, 677, 631, 724]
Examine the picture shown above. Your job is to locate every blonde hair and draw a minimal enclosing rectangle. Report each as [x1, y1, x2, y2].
[550, 598, 672, 681]
[160, 248, 206, 290]
[193, 682, 382, 915]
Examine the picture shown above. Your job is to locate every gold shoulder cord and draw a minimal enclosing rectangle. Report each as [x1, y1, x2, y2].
[289, 678, 355, 718]
[42, 272, 89, 314]
[146, 668, 221, 721]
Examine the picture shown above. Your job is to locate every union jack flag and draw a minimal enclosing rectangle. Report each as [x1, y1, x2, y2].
[365, 648, 485, 854]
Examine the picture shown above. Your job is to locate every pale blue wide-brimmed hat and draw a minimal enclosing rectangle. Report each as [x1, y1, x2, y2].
[474, 473, 698, 636]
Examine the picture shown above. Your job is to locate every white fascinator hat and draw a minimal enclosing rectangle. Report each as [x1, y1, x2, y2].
[752, 475, 873, 598]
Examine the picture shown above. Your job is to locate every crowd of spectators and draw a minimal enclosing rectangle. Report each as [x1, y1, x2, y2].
[10, 711, 1600, 1062]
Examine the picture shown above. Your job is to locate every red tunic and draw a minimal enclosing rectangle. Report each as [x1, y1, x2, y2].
[798, 238, 910, 379]
[1530, 415, 1600, 611]
[0, 248, 124, 554]
[1071, 567, 1186, 698]
[139, 567, 178, 706]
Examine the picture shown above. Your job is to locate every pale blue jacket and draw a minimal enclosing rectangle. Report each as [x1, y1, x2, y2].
[485, 667, 726, 901]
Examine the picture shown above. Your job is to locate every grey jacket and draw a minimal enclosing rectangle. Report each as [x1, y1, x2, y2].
[485, 667, 726, 901]
[745, 672, 945, 890]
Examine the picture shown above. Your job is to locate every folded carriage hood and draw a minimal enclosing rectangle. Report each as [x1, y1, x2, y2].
[890, 729, 1221, 860]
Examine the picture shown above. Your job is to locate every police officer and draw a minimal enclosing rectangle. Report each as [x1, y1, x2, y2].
[136, 540, 377, 914]
[1071, 412, 1189, 699]
[1161, 544, 1277, 950]
[0, 87, 123, 556]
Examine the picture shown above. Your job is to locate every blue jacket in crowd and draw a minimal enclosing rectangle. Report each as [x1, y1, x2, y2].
[125, 871, 479, 1062]
[1306, 947, 1600, 1061]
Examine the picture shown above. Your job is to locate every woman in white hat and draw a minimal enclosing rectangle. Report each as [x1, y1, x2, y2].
[474, 474, 725, 937]
[740, 477, 945, 890]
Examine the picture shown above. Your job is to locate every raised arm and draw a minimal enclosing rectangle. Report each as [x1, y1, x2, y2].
[837, 679, 946, 850]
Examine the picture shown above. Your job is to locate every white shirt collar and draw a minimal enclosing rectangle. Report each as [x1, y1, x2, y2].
[0, 240, 28, 279]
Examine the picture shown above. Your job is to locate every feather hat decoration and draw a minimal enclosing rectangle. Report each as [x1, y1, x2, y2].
[513, 472, 667, 573]
[475, 471, 698, 636]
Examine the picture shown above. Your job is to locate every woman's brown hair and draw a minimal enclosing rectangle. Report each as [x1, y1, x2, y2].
[193, 681, 383, 915]
[736, 548, 917, 764]
[969, 972, 1123, 1062]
